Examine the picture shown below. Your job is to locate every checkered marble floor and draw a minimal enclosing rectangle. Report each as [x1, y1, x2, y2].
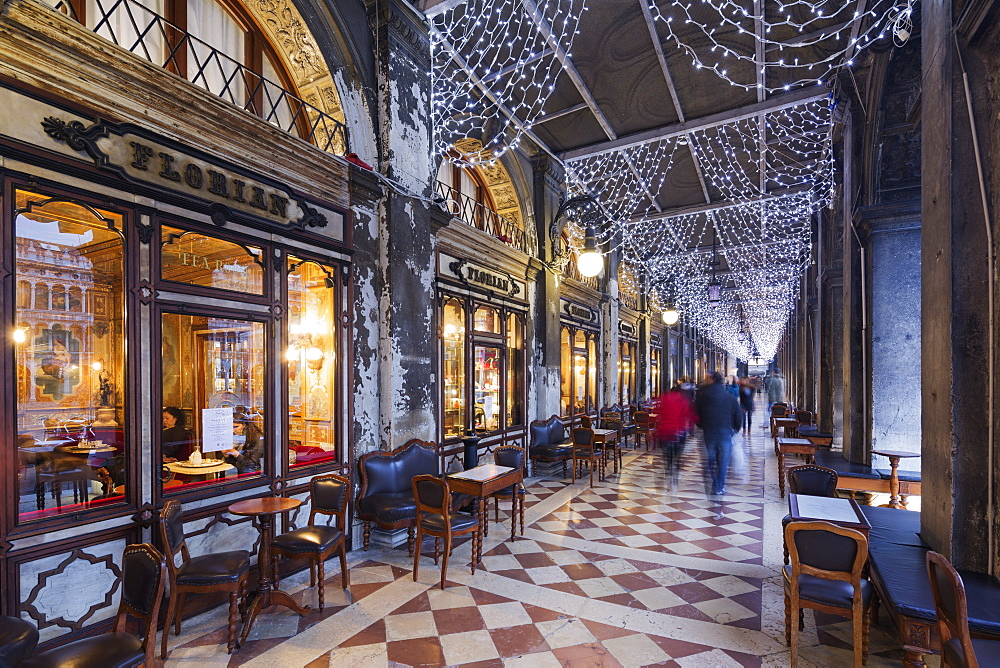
[163, 413, 929, 667]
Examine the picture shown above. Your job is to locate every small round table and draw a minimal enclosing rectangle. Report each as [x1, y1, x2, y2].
[228, 497, 308, 647]
[872, 449, 920, 509]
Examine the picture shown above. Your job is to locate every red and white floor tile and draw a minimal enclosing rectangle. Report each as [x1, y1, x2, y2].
[163, 421, 926, 667]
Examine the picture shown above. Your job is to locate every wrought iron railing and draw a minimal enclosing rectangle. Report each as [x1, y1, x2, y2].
[619, 291, 638, 310]
[435, 181, 528, 254]
[563, 255, 599, 290]
[55, 0, 348, 155]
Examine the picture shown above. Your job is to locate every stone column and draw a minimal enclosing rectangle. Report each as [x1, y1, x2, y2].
[920, 0, 996, 572]
[860, 204, 921, 467]
[602, 254, 620, 407]
[531, 156, 565, 421]
[367, 0, 438, 448]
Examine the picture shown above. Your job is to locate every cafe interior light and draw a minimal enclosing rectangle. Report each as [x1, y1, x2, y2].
[577, 226, 604, 278]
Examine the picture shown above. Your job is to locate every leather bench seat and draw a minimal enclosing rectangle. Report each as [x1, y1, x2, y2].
[0, 615, 38, 666]
[21, 632, 143, 668]
[357, 491, 417, 524]
[859, 505, 926, 547]
[529, 415, 572, 476]
[876, 468, 922, 483]
[813, 450, 882, 479]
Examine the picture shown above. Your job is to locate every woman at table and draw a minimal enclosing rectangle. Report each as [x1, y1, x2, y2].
[224, 415, 263, 473]
[162, 407, 193, 463]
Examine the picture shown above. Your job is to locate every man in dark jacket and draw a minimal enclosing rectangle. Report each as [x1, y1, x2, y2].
[695, 371, 744, 496]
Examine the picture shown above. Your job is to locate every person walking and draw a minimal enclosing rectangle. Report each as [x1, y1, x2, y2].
[767, 369, 786, 414]
[739, 378, 755, 433]
[695, 371, 744, 497]
[655, 382, 696, 487]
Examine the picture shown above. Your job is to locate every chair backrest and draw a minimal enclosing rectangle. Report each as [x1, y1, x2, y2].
[529, 419, 549, 447]
[771, 404, 788, 417]
[359, 439, 438, 498]
[548, 416, 566, 444]
[493, 445, 525, 472]
[310, 472, 350, 528]
[412, 474, 450, 525]
[795, 410, 814, 424]
[634, 411, 650, 427]
[785, 522, 868, 601]
[117, 542, 167, 664]
[603, 418, 623, 438]
[788, 465, 839, 497]
[572, 427, 594, 447]
[926, 550, 979, 668]
[159, 499, 189, 570]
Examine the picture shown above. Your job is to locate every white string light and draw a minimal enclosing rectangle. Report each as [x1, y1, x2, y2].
[650, 0, 913, 93]
[430, 0, 587, 166]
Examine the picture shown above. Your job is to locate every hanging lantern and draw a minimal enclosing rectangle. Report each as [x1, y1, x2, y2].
[708, 283, 721, 304]
[577, 226, 604, 278]
[662, 305, 679, 326]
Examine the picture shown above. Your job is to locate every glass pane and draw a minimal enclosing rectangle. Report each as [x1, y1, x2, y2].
[287, 259, 338, 469]
[473, 345, 501, 432]
[473, 305, 500, 334]
[506, 314, 523, 427]
[14, 191, 126, 522]
[560, 328, 572, 415]
[160, 313, 266, 491]
[587, 336, 597, 412]
[161, 225, 264, 294]
[442, 300, 466, 438]
[573, 352, 587, 412]
[186, 0, 246, 106]
[86, 0, 165, 65]
[651, 349, 661, 397]
[574, 329, 586, 348]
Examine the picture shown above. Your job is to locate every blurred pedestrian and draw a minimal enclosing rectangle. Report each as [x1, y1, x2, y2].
[767, 369, 786, 414]
[739, 378, 755, 433]
[655, 382, 696, 487]
[695, 371, 744, 497]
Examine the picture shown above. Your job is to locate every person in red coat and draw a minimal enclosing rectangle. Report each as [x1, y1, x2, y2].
[656, 382, 696, 487]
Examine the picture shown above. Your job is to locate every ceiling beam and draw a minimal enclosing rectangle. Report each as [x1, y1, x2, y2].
[559, 84, 830, 160]
[534, 102, 588, 125]
[625, 183, 814, 223]
[638, 0, 711, 204]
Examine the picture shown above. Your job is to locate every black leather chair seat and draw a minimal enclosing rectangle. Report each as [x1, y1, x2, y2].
[357, 492, 417, 523]
[783, 566, 873, 608]
[272, 525, 343, 554]
[419, 512, 479, 533]
[0, 615, 38, 666]
[813, 451, 882, 479]
[21, 632, 143, 668]
[176, 550, 250, 586]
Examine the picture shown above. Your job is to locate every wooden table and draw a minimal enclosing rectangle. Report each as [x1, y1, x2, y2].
[772, 417, 800, 444]
[228, 497, 308, 647]
[872, 449, 920, 509]
[777, 437, 817, 497]
[166, 460, 235, 479]
[592, 428, 621, 472]
[447, 464, 523, 550]
[788, 493, 871, 540]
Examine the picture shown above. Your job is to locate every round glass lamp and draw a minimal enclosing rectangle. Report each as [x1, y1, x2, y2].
[577, 226, 604, 278]
[662, 307, 679, 326]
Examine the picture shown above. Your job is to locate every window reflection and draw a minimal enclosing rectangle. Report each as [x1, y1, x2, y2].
[13, 191, 126, 522]
[442, 299, 466, 438]
[506, 314, 523, 427]
[287, 259, 338, 468]
[160, 313, 265, 491]
[160, 224, 264, 294]
[473, 345, 501, 431]
[560, 325, 598, 416]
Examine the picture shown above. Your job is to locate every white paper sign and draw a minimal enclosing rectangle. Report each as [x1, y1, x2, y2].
[201, 407, 234, 453]
[483, 396, 495, 418]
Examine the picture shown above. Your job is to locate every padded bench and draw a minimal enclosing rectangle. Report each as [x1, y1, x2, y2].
[529, 415, 573, 477]
[814, 450, 921, 507]
[357, 439, 439, 554]
[796, 425, 833, 447]
[862, 507, 1000, 666]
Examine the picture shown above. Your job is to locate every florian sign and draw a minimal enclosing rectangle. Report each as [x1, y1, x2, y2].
[619, 321, 637, 338]
[440, 254, 524, 300]
[560, 299, 597, 325]
[40, 116, 331, 231]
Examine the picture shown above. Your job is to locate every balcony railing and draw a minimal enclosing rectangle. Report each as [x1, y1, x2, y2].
[435, 181, 528, 254]
[563, 255, 599, 290]
[55, 0, 348, 155]
[619, 291, 638, 310]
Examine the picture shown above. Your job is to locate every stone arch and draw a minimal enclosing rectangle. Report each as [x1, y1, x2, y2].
[447, 138, 526, 236]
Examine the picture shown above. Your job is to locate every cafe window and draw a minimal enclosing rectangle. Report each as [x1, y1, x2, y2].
[439, 293, 525, 440]
[651, 344, 661, 397]
[287, 258, 338, 469]
[560, 325, 598, 416]
[160, 313, 267, 491]
[619, 340, 635, 405]
[160, 224, 265, 294]
[12, 189, 127, 522]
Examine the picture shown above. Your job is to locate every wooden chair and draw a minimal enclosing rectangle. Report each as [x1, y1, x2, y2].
[795, 410, 814, 425]
[571, 427, 604, 487]
[600, 417, 625, 474]
[490, 445, 525, 538]
[159, 500, 250, 657]
[271, 473, 350, 610]
[411, 474, 480, 590]
[926, 551, 1000, 667]
[633, 411, 653, 450]
[21, 543, 166, 668]
[782, 465, 839, 564]
[784, 521, 872, 668]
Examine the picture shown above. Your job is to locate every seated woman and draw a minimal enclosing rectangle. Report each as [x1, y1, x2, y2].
[223, 415, 263, 473]
[161, 407, 193, 462]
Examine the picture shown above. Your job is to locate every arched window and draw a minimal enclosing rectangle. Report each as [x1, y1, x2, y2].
[16, 281, 31, 309]
[34, 284, 49, 311]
